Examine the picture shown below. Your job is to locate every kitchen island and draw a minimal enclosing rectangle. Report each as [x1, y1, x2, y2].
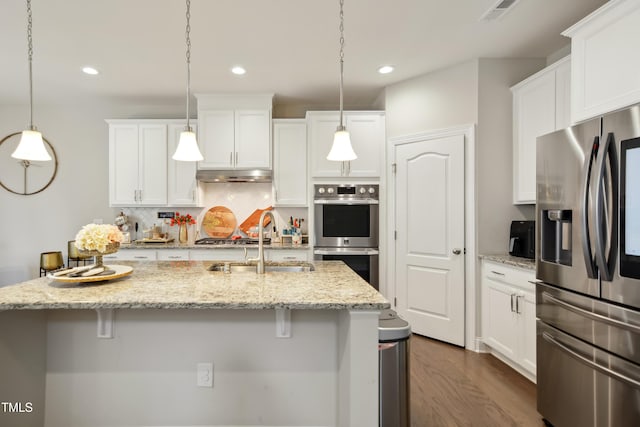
[0, 260, 388, 427]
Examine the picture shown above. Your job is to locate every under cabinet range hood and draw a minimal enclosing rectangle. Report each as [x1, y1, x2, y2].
[195, 169, 272, 183]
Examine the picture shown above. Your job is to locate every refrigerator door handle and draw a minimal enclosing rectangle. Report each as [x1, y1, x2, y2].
[594, 132, 618, 282]
[542, 331, 640, 389]
[581, 136, 599, 279]
[541, 291, 640, 334]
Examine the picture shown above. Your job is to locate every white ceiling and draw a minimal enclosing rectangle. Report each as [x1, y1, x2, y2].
[0, 0, 607, 110]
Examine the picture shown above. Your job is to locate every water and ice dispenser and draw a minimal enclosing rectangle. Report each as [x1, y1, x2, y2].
[541, 209, 572, 266]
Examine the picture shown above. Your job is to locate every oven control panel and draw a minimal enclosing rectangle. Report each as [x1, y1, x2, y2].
[314, 184, 378, 201]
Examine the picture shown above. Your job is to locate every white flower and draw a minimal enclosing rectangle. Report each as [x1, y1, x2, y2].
[75, 224, 123, 253]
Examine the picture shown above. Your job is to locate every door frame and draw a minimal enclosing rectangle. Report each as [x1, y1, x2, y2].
[386, 124, 478, 350]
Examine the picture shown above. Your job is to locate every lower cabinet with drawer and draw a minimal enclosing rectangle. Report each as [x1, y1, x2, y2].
[156, 250, 190, 261]
[481, 259, 536, 382]
[103, 249, 157, 262]
[267, 249, 310, 262]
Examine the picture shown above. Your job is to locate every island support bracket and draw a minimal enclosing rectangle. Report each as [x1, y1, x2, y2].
[275, 308, 291, 338]
[96, 308, 114, 339]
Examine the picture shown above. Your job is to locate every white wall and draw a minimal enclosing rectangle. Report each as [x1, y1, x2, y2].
[476, 58, 544, 254]
[385, 60, 479, 137]
[44, 309, 339, 427]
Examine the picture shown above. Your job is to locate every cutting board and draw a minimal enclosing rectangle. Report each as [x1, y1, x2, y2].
[239, 206, 273, 235]
[202, 206, 237, 238]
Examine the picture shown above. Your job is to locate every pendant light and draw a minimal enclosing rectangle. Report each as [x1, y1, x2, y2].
[172, 0, 204, 162]
[12, 0, 51, 162]
[326, 0, 357, 164]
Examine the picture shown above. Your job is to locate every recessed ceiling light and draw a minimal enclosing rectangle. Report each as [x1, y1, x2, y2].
[82, 66, 99, 75]
[231, 66, 246, 75]
[378, 65, 394, 74]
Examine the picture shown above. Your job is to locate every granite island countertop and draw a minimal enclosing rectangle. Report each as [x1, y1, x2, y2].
[0, 260, 389, 311]
[121, 242, 310, 250]
[479, 254, 536, 270]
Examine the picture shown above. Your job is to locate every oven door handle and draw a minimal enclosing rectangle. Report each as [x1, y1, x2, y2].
[314, 249, 379, 256]
[314, 199, 379, 205]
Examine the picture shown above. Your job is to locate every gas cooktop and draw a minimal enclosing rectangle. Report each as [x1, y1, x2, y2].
[194, 237, 271, 245]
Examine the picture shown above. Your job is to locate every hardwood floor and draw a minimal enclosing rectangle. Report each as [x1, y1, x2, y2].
[409, 334, 545, 427]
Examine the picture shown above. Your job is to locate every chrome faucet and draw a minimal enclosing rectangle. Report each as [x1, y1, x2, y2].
[247, 210, 276, 274]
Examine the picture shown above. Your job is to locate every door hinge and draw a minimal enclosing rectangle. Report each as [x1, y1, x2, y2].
[392, 163, 397, 174]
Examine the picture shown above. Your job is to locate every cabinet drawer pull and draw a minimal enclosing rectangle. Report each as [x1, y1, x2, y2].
[491, 270, 505, 276]
[510, 294, 515, 312]
[230, 152, 233, 166]
[134, 256, 148, 259]
[168, 256, 182, 259]
[516, 295, 522, 314]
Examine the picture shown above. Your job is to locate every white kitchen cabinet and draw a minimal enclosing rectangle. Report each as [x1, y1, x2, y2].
[307, 111, 385, 178]
[511, 56, 570, 204]
[156, 250, 190, 261]
[273, 119, 307, 206]
[267, 249, 309, 262]
[481, 260, 536, 382]
[196, 94, 273, 170]
[108, 122, 167, 206]
[563, 0, 640, 123]
[188, 249, 257, 262]
[168, 122, 199, 206]
[103, 249, 157, 261]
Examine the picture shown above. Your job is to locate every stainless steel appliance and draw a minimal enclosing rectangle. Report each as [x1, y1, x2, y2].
[509, 220, 535, 259]
[536, 105, 640, 427]
[314, 184, 379, 289]
[314, 184, 379, 248]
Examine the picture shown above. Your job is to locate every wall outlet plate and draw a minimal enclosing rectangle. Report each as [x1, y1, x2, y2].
[158, 212, 175, 219]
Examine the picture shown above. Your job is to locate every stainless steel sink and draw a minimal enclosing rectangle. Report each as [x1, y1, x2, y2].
[208, 262, 315, 273]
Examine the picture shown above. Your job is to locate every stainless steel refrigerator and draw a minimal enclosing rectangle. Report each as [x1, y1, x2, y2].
[536, 105, 640, 427]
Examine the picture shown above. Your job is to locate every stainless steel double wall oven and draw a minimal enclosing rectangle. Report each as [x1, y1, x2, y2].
[313, 184, 379, 289]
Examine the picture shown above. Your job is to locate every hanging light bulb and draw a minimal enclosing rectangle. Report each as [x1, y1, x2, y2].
[327, 0, 357, 164]
[12, 0, 51, 162]
[172, 0, 203, 162]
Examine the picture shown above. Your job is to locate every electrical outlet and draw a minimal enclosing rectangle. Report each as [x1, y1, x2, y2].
[196, 362, 213, 387]
[158, 212, 175, 219]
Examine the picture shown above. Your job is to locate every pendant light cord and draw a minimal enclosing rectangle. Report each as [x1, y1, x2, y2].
[26, 0, 35, 130]
[338, 0, 345, 128]
[185, 0, 192, 131]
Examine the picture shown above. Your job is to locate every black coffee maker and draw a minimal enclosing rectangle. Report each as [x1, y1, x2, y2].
[509, 220, 535, 259]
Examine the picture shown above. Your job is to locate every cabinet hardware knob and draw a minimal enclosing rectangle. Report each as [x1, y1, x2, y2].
[453, 248, 462, 255]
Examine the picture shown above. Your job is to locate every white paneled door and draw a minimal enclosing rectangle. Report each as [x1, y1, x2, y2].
[395, 133, 465, 346]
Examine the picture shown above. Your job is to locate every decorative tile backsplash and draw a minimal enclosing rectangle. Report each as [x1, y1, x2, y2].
[118, 183, 307, 241]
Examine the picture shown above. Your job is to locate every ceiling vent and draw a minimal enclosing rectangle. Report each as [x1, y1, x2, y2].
[479, 0, 521, 21]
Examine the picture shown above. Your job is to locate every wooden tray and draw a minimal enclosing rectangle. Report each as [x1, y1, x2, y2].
[202, 206, 237, 238]
[239, 206, 273, 235]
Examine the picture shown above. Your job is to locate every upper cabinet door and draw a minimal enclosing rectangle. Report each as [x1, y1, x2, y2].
[168, 122, 199, 206]
[308, 111, 385, 178]
[198, 110, 235, 169]
[109, 124, 139, 205]
[235, 110, 271, 168]
[138, 124, 168, 206]
[273, 119, 307, 206]
[511, 57, 570, 204]
[563, 0, 640, 123]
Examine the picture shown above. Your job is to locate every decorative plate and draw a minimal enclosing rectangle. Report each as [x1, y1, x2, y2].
[202, 206, 237, 238]
[48, 264, 133, 284]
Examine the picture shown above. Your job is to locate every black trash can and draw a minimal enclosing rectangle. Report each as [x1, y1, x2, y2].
[379, 309, 411, 427]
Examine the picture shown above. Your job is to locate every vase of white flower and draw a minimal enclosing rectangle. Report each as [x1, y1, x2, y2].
[75, 224, 123, 268]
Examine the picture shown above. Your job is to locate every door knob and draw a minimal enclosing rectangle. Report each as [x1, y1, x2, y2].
[452, 248, 462, 255]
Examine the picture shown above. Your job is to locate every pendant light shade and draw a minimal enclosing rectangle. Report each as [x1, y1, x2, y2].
[12, 129, 51, 161]
[12, 0, 51, 162]
[173, 128, 203, 161]
[327, 126, 356, 161]
[327, 0, 357, 163]
[172, 0, 203, 162]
